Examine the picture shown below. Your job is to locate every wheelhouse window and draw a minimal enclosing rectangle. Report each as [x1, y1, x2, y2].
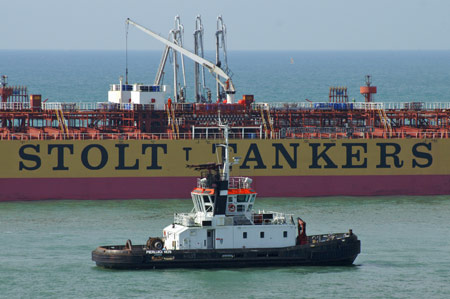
[195, 194, 205, 212]
[247, 204, 253, 212]
[237, 195, 248, 202]
[260, 232, 265, 238]
[243, 232, 247, 239]
[203, 195, 213, 212]
[250, 194, 256, 202]
[237, 205, 245, 212]
[283, 231, 288, 238]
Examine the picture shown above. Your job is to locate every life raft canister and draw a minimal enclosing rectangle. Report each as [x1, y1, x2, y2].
[228, 204, 236, 212]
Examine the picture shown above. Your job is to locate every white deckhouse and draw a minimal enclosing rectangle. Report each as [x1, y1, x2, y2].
[162, 123, 298, 251]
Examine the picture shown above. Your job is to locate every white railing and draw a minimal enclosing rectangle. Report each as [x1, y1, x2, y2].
[41, 102, 155, 111]
[173, 213, 198, 227]
[191, 126, 262, 140]
[228, 177, 253, 189]
[0, 102, 31, 110]
[1, 130, 449, 141]
[252, 211, 295, 225]
[253, 101, 450, 111]
[3, 100, 450, 112]
[0, 101, 157, 111]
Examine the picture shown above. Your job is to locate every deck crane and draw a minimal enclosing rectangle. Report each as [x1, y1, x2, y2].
[153, 16, 186, 102]
[215, 16, 230, 102]
[193, 15, 208, 103]
[126, 18, 236, 104]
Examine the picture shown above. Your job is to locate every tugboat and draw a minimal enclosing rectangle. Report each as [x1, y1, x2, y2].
[92, 122, 361, 269]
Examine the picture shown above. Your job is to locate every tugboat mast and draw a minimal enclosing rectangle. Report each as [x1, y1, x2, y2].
[217, 115, 238, 182]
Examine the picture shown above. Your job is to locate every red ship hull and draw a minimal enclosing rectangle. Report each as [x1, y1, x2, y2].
[1, 175, 449, 201]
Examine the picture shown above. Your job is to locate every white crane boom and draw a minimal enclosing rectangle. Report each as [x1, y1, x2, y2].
[126, 18, 236, 103]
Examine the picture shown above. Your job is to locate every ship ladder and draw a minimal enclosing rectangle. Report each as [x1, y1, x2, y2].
[260, 106, 268, 138]
[266, 108, 274, 138]
[381, 108, 392, 136]
[55, 108, 69, 135]
[166, 104, 177, 139]
[172, 107, 179, 139]
[377, 107, 392, 137]
[384, 109, 392, 136]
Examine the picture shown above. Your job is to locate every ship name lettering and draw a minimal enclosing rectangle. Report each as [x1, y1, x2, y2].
[309, 143, 338, 169]
[19, 144, 41, 171]
[81, 144, 108, 170]
[412, 142, 432, 168]
[272, 143, 299, 169]
[48, 144, 74, 171]
[18, 143, 169, 171]
[342, 143, 367, 169]
[239, 143, 267, 169]
[376, 143, 404, 168]
[115, 144, 139, 170]
[183, 147, 192, 161]
[142, 144, 167, 170]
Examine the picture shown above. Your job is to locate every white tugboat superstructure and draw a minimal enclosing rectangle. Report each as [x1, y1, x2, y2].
[163, 122, 297, 251]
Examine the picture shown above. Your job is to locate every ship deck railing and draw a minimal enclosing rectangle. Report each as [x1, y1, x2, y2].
[4, 100, 450, 112]
[252, 211, 295, 225]
[174, 213, 200, 227]
[308, 233, 350, 243]
[0, 102, 157, 111]
[227, 177, 253, 190]
[1, 130, 450, 140]
[41, 102, 156, 111]
[253, 101, 450, 111]
[196, 176, 253, 190]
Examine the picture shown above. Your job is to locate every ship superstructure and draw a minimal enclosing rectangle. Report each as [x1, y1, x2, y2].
[164, 122, 297, 250]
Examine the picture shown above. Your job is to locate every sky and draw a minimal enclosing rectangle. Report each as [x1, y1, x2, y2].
[1, 0, 450, 51]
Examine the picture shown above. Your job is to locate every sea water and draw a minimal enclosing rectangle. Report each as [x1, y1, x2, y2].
[0, 197, 449, 298]
[1, 50, 450, 298]
[2, 50, 450, 103]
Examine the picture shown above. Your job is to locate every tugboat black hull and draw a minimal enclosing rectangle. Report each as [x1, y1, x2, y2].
[92, 234, 360, 270]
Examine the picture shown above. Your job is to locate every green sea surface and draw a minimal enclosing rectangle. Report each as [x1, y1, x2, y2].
[1, 50, 450, 298]
[1, 196, 449, 298]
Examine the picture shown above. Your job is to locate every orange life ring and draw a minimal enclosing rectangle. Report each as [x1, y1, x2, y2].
[228, 204, 236, 212]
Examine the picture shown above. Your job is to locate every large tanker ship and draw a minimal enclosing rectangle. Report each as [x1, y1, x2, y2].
[1, 17, 450, 201]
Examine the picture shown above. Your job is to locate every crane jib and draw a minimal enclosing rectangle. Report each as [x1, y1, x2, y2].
[126, 18, 235, 97]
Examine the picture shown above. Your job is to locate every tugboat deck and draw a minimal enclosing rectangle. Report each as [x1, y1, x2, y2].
[92, 233, 360, 269]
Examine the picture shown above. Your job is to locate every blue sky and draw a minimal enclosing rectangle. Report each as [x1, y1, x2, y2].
[2, 0, 450, 50]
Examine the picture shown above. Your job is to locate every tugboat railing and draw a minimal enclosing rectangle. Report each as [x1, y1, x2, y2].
[309, 232, 351, 243]
[174, 213, 199, 227]
[252, 211, 295, 225]
[228, 177, 253, 189]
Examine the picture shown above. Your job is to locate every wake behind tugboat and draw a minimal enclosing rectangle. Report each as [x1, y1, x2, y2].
[91, 122, 360, 270]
